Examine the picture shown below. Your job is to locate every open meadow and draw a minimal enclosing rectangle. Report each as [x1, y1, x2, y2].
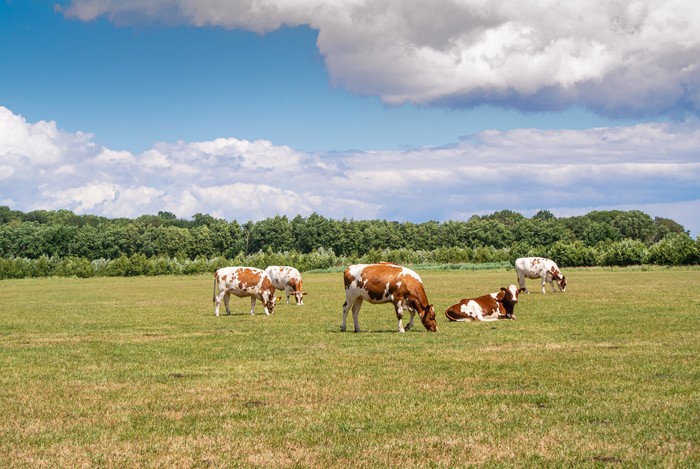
[1, 268, 698, 467]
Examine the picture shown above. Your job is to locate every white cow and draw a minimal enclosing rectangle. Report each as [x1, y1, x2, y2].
[265, 266, 307, 305]
[213, 267, 277, 316]
[515, 257, 567, 294]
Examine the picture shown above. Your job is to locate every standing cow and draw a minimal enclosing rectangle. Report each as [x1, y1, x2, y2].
[341, 262, 437, 333]
[445, 285, 525, 322]
[515, 257, 567, 294]
[265, 266, 307, 305]
[213, 267, 277, 316]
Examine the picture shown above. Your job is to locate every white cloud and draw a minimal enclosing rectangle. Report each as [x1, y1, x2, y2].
[1, 106, 699, 235]
[61, 0, 700, 117]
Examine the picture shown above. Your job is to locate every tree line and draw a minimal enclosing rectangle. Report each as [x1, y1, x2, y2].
[0, 206, 698, 279]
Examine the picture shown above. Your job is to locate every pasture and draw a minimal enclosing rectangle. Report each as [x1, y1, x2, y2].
[0, 268, 698, 467]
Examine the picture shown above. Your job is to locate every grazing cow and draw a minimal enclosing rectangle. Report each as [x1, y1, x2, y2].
[213, 267, 277, 316]
[265, 265, 307, 305]
[515, 257, 567, 294]
[341, 262, 437, 333]
[445, 284, 526, 322]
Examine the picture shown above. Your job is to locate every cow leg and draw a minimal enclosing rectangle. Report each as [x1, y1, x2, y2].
[477, 313, 499, 322]
[541, 277, 547, 294]
[395, 303, 406, 333]
[341, 299, 351, 332]
[249, 297, 257, 315]
[351, 299, 363, 332]
[223, 292, 231, 315]
[262, 296, 270, 315]
[517, 272, 529, 293]
[214, 291, 223, 316]
[405, 309, 416, 331]
[285, 286, 292, 305]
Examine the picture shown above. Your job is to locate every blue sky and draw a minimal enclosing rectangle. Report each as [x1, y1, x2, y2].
[2, 0, 699, 236]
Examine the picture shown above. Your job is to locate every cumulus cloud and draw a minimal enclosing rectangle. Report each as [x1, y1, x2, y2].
[59, 0, 700, 117]
[2, 105, 699, 234]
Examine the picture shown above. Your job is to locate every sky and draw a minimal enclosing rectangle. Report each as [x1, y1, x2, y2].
[1, 0, 699, 237]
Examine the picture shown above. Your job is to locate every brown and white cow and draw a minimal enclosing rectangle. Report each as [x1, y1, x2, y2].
[213, 267, 277, 316]
[265, 265, 307, 305]
[515, 257, 567, 294]
[445, 284, 525, 322]
[341, 262, 437, 333]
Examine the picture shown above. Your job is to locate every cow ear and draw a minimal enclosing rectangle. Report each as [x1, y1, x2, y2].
[500, 287, 507, 292]
[519, 287, 526, 293]
[303, 292, 309, 295]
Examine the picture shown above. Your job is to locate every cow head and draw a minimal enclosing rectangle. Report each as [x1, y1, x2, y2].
[499, 285, 525, 319]
[289, 278, 308, 305]
[294, 291, 306, 304]
[264, 294, 280, 315]
[548, 267, 567, 292]
[420, 304, 438, 332]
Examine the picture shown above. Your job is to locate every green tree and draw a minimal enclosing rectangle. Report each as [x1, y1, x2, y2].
[250, 215, 295, 253]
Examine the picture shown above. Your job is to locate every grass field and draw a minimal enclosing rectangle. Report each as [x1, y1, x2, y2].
[1, 268, 698, 467]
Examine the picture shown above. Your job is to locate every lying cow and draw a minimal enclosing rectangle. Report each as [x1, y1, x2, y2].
[213, 266, 277, 316]
[265, 265, 307, 305]
[342, 262, 437, 333]
[515, 257, 567, 294]
[445, 284, 525, 322]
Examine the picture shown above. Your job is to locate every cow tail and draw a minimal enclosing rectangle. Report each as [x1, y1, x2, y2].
[212, 273, 218, 303]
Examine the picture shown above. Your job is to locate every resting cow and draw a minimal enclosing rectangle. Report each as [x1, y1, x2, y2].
[265, 265, 307, 305]
[341, 262, 437, 333]
[515, 257, 567, 294]
[445, 285, 525, 322]
[213, 266, 277, 316]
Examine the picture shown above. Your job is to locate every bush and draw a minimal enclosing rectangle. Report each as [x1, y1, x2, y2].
[647, 234, 700, 265]
[599, 239, 648, 266]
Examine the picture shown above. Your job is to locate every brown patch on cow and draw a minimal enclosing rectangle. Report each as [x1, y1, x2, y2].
[236, 268, 262, 289]
[259, 275, 272, 290]
[358, 264, 404, 302]
[343, 268, 355, 290]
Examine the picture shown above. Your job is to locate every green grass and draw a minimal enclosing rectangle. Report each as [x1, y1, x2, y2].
[1, 269, 698, 467]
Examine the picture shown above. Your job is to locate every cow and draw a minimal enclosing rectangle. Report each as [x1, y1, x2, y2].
[265, 265, 307, 305]
[213, 267, 277, 316]
[341, 262, 437, 333]
[445, 284, 526, 322]
[515, 257, 567, 294]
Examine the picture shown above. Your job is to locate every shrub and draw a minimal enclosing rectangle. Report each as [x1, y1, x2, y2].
[647, 234, 700, 265]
